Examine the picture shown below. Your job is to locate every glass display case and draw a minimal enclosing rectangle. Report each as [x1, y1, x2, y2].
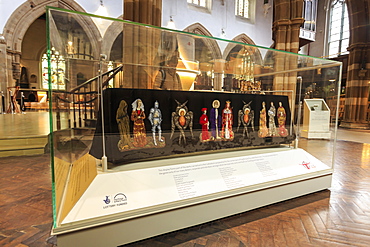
[46, 7, 342, 247]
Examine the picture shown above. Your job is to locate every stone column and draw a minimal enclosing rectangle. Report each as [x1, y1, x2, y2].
[123, 0, 162, 89]
[341, 44, 370, 128]
[341, 0, 370, 128]
[0, 36, 7, 97]
[272, 0, 304, 113]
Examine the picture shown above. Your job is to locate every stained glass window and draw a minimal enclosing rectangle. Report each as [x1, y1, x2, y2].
[41, 48, 66, 90]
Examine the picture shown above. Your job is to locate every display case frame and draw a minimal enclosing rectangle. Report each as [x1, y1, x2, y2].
[46, 7, 342, 247]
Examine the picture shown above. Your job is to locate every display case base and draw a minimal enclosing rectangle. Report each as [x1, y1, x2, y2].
[53, 147, 332, 247]
[55, 173, 331, 247]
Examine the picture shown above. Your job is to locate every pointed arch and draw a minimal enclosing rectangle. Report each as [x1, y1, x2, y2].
[183, 23, 222, 59]
[182, 23, 222, 90]
[183, 23, 212, 37]
[3, 0, 86, 53]
[2, 1, 105, 90]
[102, 15, 124, 61]
[223, 33, 263, 65]
[233, 33, 256, 46]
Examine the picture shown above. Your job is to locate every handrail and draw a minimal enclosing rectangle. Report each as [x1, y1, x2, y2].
[54, 65, 124, 129]
[69, 65, 123, 93]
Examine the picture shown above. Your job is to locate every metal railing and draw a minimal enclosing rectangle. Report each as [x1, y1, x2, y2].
[53, 65, 123, 130]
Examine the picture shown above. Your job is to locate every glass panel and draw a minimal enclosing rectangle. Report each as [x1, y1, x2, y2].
[329, 33, 341, 42]
[47, 7, 342, 231]
[342, 30, 350, 39]
[330, 20, 341, 31]
[341, 39, 349, 52]
[331, 10, 342, 20]
[328, 41, 340, 56]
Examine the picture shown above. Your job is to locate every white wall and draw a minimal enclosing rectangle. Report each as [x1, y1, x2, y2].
[162, 0, 274, 50]
[0, 0, 25, 34]
[2, 0, 272, 48]
[0, 0, 123, 35]
[75, 0, 123, 18]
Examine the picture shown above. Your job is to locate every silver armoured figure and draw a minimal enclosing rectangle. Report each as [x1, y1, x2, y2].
[148, 101, 163, 145]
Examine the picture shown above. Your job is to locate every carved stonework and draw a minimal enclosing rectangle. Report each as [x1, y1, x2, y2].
[0, 35, 6, 44]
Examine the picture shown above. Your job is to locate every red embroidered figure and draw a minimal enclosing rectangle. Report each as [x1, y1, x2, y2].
[131, 99, 147, 147]
[199, 108, 211, 142]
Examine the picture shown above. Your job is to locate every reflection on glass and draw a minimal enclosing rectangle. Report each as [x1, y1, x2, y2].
[361, 143, 370, 166]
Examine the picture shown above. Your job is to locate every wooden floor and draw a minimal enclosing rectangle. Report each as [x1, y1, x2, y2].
[1, 140, 370, 246]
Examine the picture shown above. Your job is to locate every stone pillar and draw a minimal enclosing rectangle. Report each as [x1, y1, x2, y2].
[12, 52, 21, 85]
[341, 0, 370, 128]
[0, 36, 7, 96]
[341, 44, 370, 128]
[272, 0, 304, 113]
[123, 0, 162, 89]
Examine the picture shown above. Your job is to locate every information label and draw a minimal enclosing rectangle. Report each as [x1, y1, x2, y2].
[62, 148, 330, 224]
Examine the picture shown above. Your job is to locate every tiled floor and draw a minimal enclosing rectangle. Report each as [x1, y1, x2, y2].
[0, 154, 54, 247]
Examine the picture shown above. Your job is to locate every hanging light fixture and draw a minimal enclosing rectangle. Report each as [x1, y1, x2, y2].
[166, 16, 176, 30]
[95, 0, 108, 16]
[221, 28, 226, 38]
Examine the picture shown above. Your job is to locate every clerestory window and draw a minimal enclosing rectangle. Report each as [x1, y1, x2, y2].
[187, 0, 207, 8]
[235, 0, 250, 18]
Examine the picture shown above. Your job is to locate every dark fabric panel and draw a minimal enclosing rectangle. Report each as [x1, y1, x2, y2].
[90, 88, 295, 166]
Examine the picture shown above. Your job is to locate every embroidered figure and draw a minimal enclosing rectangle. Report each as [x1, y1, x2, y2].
[148, 100, 164, 146]
[258, 101, 268, 138]
[237, 100, 254, 137]
[131, 99, 147, 147]
[277, 101, 288, 137]
[170, 100, 194, 145]
[221, 100, 234, 140]
[268, 102, 278, 136]
[199, 108, 211, 142]
[116, 100, 130, 150]
[210, 100, 222, 140]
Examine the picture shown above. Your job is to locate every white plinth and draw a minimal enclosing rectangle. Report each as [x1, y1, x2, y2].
[301, 130, 332, 139]
[302, 99, 331, 139]
[53, 147, 333, 247]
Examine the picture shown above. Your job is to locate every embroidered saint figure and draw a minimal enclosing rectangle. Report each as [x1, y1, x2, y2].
[116, 100, 130, 150]
[258, 101, 268, 138]
[277, 101, 288, 137]
[221, 100, 234, 140]
[199, 108, 211, 142]
[210, 100, 221, 140]
[148, 101, 163, 146]
[268, 102, 278, 136]
[131, 98, 147, 147]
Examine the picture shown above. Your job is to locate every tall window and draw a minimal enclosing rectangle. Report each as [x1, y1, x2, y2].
[187, 0, 207, 8]
[235, 0, 250, 18]
[328, 0, 349, 58]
